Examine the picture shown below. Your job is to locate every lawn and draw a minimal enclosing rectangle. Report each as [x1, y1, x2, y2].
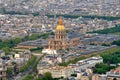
[114, 32, 120, 35]
[99, 46, 120, 54]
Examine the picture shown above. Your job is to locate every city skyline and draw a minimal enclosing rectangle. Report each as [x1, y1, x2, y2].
[0, 0, 120, 80]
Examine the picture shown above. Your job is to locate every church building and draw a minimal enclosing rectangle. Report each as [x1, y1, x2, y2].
[42, 17, 80, 54]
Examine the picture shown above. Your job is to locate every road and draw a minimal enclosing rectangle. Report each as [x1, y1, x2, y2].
[14, 53, 43, 80]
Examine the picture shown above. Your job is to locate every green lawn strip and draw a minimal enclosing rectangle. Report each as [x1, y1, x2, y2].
[99, 46, 120, 54]
[114, 32, 120, 35]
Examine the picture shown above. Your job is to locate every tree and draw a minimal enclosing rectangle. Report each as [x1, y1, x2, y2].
[112, 40, 120, 46]
[2, 47, 11, 55]
[22, 74, 34, 80]
[101, 43, 110, 46]
[93, 62, 115, 74]
[14, 38, 22, 44]
[71, 74, 77, 77]
[44, 72, 53, 80]
[37, 72, 53, 80]
[50, 32, 54, 35]
[6, 68, 13, 75]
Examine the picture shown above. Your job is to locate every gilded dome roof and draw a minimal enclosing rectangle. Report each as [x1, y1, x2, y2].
[56, 17, 65, 31]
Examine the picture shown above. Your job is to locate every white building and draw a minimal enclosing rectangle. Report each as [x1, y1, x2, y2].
[37, 56, 103, 78]
[38, 65, 74, 78]
[0, 50, 5, 57]
[106, 68, 120, 80]
[42, 49, 57, 54]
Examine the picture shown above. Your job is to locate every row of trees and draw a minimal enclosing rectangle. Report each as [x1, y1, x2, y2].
[20, 55, 36, 72]
[90, 43, 111, 46]
[47, 14, 120, 21]
[22, 55, 45, 80]
[1, 8, 120, 20]
[32, 54, 45, 70]
[22, 74, 34, 80]
[93, 51, 120, 74]
[93, 63, 115, 74]
[90, 25, 120, 34]
[30, 47, 43, 52]
[22, 55, 53, 80]
[101, 51, 120, 64]
[112, 40, 120, 46]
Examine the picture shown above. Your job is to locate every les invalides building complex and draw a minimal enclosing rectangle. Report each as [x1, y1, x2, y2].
[48, 17, 68, 50]
[42, 17, 80, 54]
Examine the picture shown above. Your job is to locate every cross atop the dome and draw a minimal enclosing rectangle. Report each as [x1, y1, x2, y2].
[58, 17, 63, 25]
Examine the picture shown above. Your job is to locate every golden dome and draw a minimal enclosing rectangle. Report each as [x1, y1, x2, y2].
[56, 17, 65, 31]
